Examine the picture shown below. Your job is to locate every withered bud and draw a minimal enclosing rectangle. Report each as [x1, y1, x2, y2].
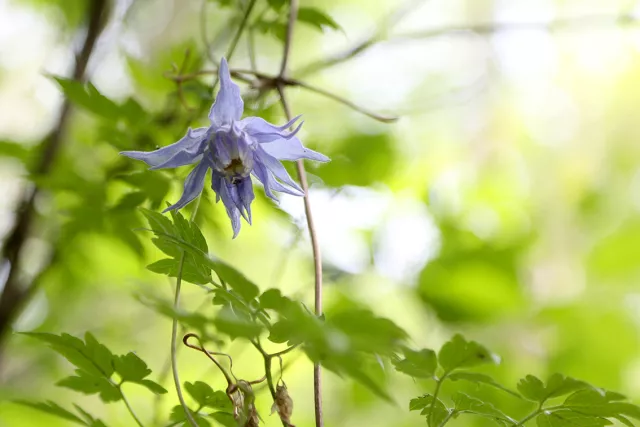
[271, 381, 295, 427]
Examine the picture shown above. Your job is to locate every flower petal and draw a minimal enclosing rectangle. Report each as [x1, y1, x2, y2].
[209, 58, 244, 127]
[163, 159, 210, 212]
[260, 136, 329, 162]
[212, 174, 243, 238]
[120, 127, 208, 168]
[255, 146, 304, 193]
[252, 161, 304, 202]
[236, 177, 255, 224]
[239, 115, 303, 143]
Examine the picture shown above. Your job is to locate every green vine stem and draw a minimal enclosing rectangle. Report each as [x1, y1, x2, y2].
[171, 196, 202, 427]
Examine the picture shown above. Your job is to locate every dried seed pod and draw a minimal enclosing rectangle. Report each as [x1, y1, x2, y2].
[271, 381, 295, 427]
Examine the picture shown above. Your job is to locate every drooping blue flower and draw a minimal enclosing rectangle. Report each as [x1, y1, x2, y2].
[120, 58, 329, 237]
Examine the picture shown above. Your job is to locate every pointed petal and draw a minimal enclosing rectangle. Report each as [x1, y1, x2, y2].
[209, 58, 244, 127]
[236, 178, 255, 224]
[239, 115, 303, 143]
[211, 173, 243, 238]
[260, 136, 329, 162]
[163, 160, 209, 212]
[121, 127, 208, 168]
[252, 161, 304, 201]
[255, 147, 304, 193]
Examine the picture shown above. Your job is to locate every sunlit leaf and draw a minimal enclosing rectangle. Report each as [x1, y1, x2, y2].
[57, 370, 121, 403]
[52, 77, 123, 121]
[536, 410, 611, 427]
[14, 400, 87, 425]
[185, 382, 233, 411]
[170, 405, 211, 427]
[438, 334, 497, 373]
[518, 374, 590, 404]
[22, 332, 115, 378]
[393, 348, 437, 379]
[451, 392, 515, 424]
[448, 372, 520, 397]
[409, 394, 450, 427]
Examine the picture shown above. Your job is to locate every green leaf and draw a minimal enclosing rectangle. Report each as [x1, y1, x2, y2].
[112, 191, 147, 211]
[448, 372, 520, 397]
[170, 405, 211, 427]
[185, 381, 233, 411]
[409, 394, 450, 427]
[452, 392, 515, 424]
[0, 140, 34, 164]
[140, 208, 175, 236]
[297, 7, 341, 32]
[210, 412, 236, 427]
[536, 410, 611, 427]
[327, 308, 407, 355]
[438, 334, 497, 373]
[518, 374, 590, 404]
[113, 352, 167, 394]
[22, 332, 115, 378]
[134, 379, 168, 395]
[14, 400, 88, 425]
[57, 370, 121, 403]
[72, 404, 109, 427]
[213, 305, 263, 339]
[52, 77, 123, 121]
[564, 389, 640, 421]
[393, 348, 437, 378]
[209, 259, 259, 301]
[114, 352, 151, 381]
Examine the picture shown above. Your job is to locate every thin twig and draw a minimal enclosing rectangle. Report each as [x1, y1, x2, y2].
[278, 1, 323, 426]
[117, 384, 146, 427]
[289, 78, 398, 123]
[212, 0, 258, 92]
[0, 0, 109, 356]
[171, 197, 203, 427]
[295, 0, 426, 76]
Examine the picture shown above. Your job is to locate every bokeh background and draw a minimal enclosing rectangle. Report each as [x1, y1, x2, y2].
[1, 0, 640, 425]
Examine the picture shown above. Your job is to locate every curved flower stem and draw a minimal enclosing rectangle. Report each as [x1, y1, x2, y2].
[116, 383, 146, 427]
[278, 1, 324, 426]
[171, 196, 203, 427]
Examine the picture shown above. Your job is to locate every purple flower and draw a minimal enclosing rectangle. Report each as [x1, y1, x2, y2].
[121, 58, 329, 237]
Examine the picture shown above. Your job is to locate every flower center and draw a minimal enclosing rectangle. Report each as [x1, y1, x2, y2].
[208, 125, 254, 184]
[224, 158, 247, 184]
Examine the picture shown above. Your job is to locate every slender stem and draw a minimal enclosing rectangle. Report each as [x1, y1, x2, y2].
[288, 78, 398, 123]
[171, 197, 203, 427]
[270, 344, 299, 358]
[278, 2, 323, 426]
[117, 384, 145, 427]
[515, 408, 542, 426]
[279, 0, 299, 77]
[429, 374, 446, 427]
[437, 410, 456, 427]
[212, 0, 257, 92]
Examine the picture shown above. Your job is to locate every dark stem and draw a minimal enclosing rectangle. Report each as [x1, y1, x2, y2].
[278, 2, 324, 425]
[0, 0, 109, 361]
